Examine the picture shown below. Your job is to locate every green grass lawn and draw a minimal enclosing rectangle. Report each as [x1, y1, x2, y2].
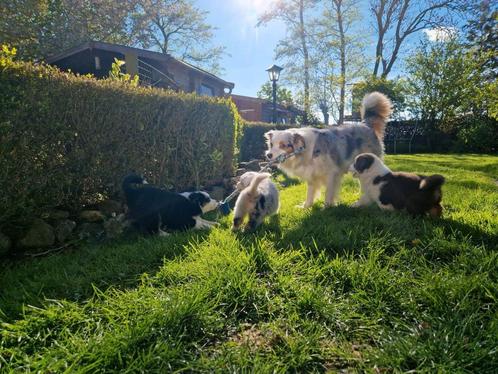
[1, 154, 497, 372]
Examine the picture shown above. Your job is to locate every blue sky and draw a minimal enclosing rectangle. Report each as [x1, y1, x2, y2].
[196, 0, 287, 97]
[195, 0, 447, 98]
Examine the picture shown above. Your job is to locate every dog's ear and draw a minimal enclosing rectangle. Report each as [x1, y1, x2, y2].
[354, 154, 374, 173]
[264, 131, 274, 141]
[419, 174, 445, 191]
[187, 192, 207, 207]
[292, 133, 305, 149]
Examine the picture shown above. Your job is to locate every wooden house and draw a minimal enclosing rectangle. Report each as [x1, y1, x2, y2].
[46, 41, 234, 97]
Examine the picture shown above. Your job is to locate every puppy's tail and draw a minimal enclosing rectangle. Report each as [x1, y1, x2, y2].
[361, 92, 392, 141]
[419, 174, 445, 191]
[122, 174, 146, 195]
[245, 173, 271, 197]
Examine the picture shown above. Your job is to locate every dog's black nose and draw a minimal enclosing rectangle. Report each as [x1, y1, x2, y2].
[267, 153, 273, 160]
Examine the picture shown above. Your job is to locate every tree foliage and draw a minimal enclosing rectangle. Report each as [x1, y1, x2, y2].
[404, 34, 498, 152]
[0, 0, 225, 73]
[312, 0, 367, 124]
[0, 0, 135, 60]
[465, 0, 497, 70]
[406, 38, 484, 129]
[257, 82, 294, 105]
[352, 76, 407, 118]
[130, 0, 225, 73]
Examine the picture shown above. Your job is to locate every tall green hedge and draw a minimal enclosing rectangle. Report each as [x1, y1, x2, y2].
[0, 54, 240, 225]
[239, 121, 296, 162]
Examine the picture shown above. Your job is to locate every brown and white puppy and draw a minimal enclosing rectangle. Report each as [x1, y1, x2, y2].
[232, 172, 279, 232]
[264, 92, 392, 208]
[350, 153, 445, 217]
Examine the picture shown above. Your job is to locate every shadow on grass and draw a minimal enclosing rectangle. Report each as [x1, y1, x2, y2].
[276, 204, 498, 259]
[388, 155, 498, 176]
[273, 169, 301, 188]
[0, 230, 211, 321]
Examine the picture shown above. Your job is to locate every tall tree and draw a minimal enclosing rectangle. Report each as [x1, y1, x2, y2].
[130, 0, 225, 73]
[258, 0, 317, 125]
[314, 0, 367, 124]
[0, 0, 135, 60]
[464, 0, 497, 76]
[370, 0, 454, 78]
[310, 63, 335, 124]
[405, 37, 481, 131]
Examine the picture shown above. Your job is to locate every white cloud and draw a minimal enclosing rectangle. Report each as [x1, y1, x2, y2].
[424, 27, 457, 42]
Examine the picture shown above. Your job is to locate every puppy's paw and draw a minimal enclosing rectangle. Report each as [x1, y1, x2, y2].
[296, 202, 312, 209]
[158, 230, 170, 237]
[242, 226, 257, 234]
[232, 217, 243, 231]
[350, 200, 363, 208]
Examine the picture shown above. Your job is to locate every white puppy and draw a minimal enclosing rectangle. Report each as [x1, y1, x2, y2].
[264, 92, 392, 208]
[232, 172, 279, 232]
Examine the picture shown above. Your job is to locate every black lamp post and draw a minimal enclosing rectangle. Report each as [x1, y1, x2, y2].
[266, 64, 283, 123]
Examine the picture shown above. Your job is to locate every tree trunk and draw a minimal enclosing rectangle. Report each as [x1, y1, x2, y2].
[381, 37, 402, 78]
[336, 0, 346, 125]
[299, 0, 310, 125]
[320, 104, 329, 125]
[372, 0, 386, 77]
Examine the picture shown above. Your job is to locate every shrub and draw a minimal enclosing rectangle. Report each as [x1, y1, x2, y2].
[239, 121, 297, 162]
[454, 116, 498, 153]
[0, 51, 240, 228]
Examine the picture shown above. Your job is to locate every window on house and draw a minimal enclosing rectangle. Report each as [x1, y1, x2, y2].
[199, 84, 215, 97]
[94, 56, 101, 70]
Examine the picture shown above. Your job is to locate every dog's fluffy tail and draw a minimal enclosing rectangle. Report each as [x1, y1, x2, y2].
[419, 174, 445, 191]
[361, 92, 392, 140]
[245, 172, 271, 197]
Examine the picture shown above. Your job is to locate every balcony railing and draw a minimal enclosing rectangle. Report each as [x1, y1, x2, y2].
[136, 58, 179, 90]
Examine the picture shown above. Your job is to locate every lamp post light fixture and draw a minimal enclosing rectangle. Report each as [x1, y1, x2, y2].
[266, 64, 283, 124]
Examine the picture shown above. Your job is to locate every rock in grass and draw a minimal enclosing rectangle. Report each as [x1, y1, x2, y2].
[0, 232, 12, 256]
[77, 223, 104, 240]
[56, 219, 77, 243]
[18, 219, 55, 249]
[44, 209, 70, 221]
[80, 210, 105, 223]
[97, 200, 124, 217]
[104, 215, 128, 239]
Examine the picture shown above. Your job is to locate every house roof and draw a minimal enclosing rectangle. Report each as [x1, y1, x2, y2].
[231, 94, 304, 114]
[46, 41, 234, 89]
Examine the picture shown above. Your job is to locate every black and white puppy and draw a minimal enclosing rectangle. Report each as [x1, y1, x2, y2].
[350, 153, 445, 217]
[122, 174, 219, 235]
